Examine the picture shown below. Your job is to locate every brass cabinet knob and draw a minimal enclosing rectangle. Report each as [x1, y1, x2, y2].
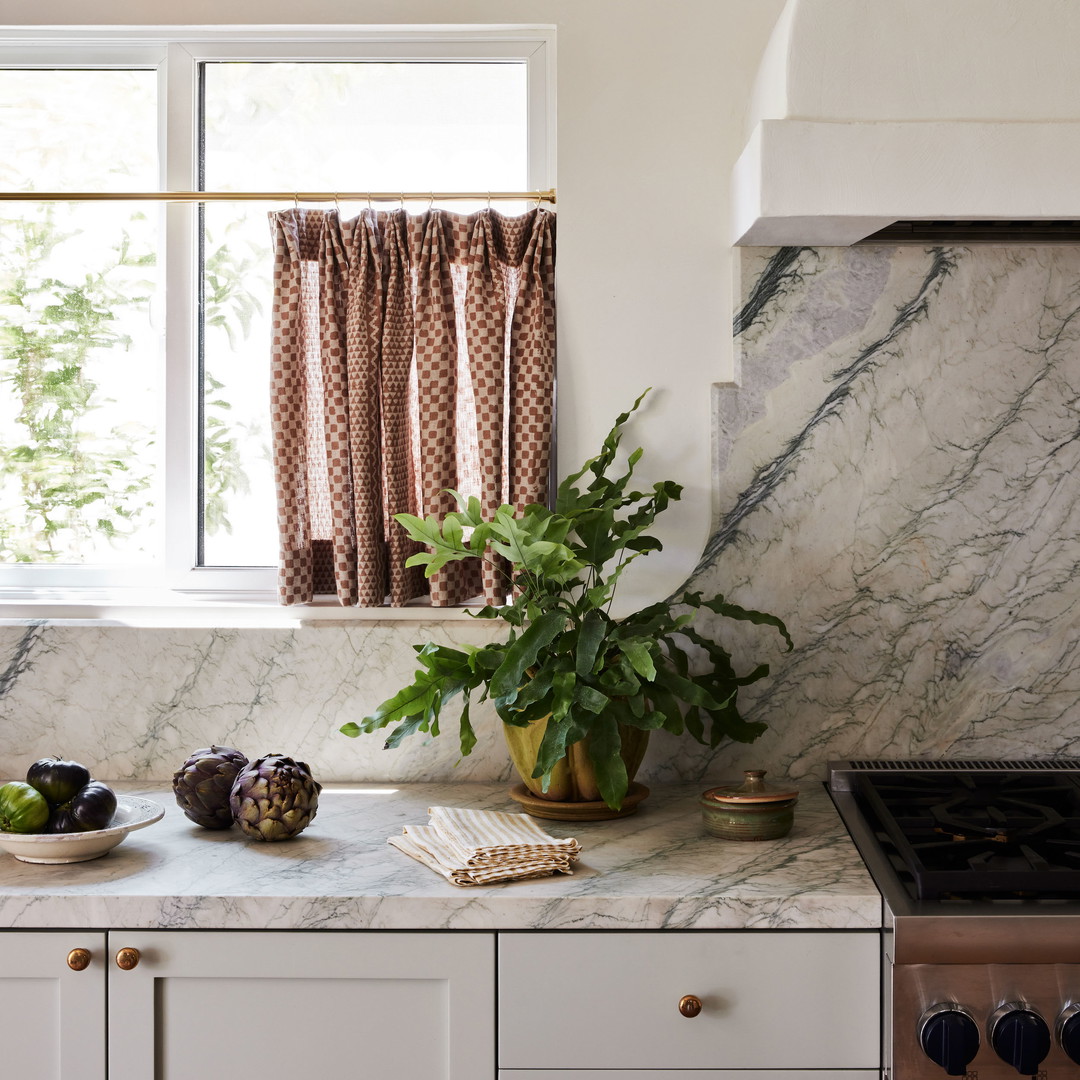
[679, 994, 703, 1018]
[66, 948, 92, 971]
[115, 947, 141, 971]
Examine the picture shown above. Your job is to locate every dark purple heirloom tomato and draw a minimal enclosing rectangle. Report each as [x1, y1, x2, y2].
[47, 780, 117, 833]
[26, 758, 92, 807]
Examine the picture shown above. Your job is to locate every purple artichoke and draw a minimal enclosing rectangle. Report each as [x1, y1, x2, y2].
[229, 754, 321, 841]
[172, 745, 249, 829]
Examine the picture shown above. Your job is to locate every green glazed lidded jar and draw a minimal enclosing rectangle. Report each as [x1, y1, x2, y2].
[700, 769, 799, 841]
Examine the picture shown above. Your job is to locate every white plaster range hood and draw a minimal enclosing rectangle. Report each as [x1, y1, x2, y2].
[733, 0, 1080, 246]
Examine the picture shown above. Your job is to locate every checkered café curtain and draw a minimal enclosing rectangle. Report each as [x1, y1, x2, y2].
[268, 206, 556, 607]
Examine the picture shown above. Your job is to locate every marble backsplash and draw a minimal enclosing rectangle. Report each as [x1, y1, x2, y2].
[679, 243, 1080, 779]
[0, 620, 517, 784]
[3, 243, 1079, 784]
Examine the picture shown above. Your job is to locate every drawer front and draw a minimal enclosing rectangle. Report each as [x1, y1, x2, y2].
[499, 931, 879, 1071]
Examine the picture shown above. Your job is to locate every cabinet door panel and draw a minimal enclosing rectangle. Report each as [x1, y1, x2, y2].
[108, 931, 493, 1080]
[158, 973, 448, 1074]
[500, 931, 879, 1070]
[0, 931, 106, 1080]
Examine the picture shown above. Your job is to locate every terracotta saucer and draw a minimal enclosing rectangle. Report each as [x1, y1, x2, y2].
[508, 781, 650, 821]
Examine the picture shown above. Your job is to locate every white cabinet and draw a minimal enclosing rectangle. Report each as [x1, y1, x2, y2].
[498, 932, 880, 1075]
[1, 928, 879, 1080]
[107, 931, 493, 1080]
[0, 931, 492, 1080]
[0, 931, 106, 1080]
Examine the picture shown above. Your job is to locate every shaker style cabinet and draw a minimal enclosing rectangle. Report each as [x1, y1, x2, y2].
[498, 931, 880, 1078]
[0, 931, 107, 1080]
[0, 928, 879, 1079]
[107, 931, 494, 1080]
[0, 930, 493, 1080]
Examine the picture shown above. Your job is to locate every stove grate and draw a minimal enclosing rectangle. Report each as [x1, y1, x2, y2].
[853, 769, 1080, 900]
[847, 758, 1080, 772]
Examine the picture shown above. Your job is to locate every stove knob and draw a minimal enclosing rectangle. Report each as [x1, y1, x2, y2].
[1056, 1002, 1080, 1064]
[919, 1003, 981, 1076]
[989, 1002, 1051, 1075]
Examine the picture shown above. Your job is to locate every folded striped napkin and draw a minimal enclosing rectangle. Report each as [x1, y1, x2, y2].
[388, 805, 582, 886]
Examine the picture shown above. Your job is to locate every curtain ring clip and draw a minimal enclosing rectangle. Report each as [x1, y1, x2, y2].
[334, 192, 341, 215]
[399, 192, 405, 210]
[293, 192, 299, 210]
[428, 191, 435, 211]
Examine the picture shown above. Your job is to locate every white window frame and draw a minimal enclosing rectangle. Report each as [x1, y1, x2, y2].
[0, 25, 555, 617]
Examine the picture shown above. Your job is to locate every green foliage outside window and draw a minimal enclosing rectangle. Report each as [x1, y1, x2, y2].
[202, 222, 266, 539]
[0, 206, 264, 564]
[0, 208, 156, 562]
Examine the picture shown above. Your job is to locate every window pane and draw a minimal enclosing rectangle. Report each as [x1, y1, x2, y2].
[203, 61, 529, 192]
[199, 61, 529, 568]
[200, 206, 275, 567]
[0, 70, 161, 565]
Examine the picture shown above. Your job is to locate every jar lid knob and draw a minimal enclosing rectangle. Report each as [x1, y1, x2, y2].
[742, 770, 767, 791]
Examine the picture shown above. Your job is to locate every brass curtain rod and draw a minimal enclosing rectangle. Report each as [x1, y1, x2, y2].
[0, 189, 556, 204]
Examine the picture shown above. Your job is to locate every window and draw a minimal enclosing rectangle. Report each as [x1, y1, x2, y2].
[0, 28, 553, 606]
[0, 67, 161, 569]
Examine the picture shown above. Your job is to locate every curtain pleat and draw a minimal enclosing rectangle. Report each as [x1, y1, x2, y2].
[269, 210, 322, 604]
[340, 212, 388, 606]
[269, 205, 555, 607]
[413, 211, 478, 606]
[508, 213, 557, 510]
[378, 211, 426, 604]
[464, 212, 509, 602]
[317, 210, 357, 604]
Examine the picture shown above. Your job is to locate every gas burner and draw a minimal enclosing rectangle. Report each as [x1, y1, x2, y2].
[929, 794, 1064, 843]
[853, 770, 1080, 900]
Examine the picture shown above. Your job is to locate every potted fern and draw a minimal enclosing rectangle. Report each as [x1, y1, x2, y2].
[341, 390, 792, 818]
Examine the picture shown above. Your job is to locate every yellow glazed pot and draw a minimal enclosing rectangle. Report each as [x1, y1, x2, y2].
[503, 714, 650, 812]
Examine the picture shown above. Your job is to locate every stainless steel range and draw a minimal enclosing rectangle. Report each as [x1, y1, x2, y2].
[828, 759, 1080, 1080]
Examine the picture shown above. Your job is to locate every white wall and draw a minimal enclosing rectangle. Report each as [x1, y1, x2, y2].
[761, 0, 1080, 125]
[0, 0, 786, 610]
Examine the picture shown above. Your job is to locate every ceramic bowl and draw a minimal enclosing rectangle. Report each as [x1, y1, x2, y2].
[0, 795, 165, 864]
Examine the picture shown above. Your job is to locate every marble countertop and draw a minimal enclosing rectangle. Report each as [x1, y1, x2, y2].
[0, 781, 882, 931]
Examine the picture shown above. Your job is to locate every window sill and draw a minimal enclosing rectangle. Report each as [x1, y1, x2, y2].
[0, 589, 480, 628]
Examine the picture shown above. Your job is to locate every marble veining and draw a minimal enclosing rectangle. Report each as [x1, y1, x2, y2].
[0, 621, 515, 784]
[0, 623, 47, 699]
[0, 781, 880, 930]
[681, 244, 1080, 781]
[704, 247, 956, 566]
